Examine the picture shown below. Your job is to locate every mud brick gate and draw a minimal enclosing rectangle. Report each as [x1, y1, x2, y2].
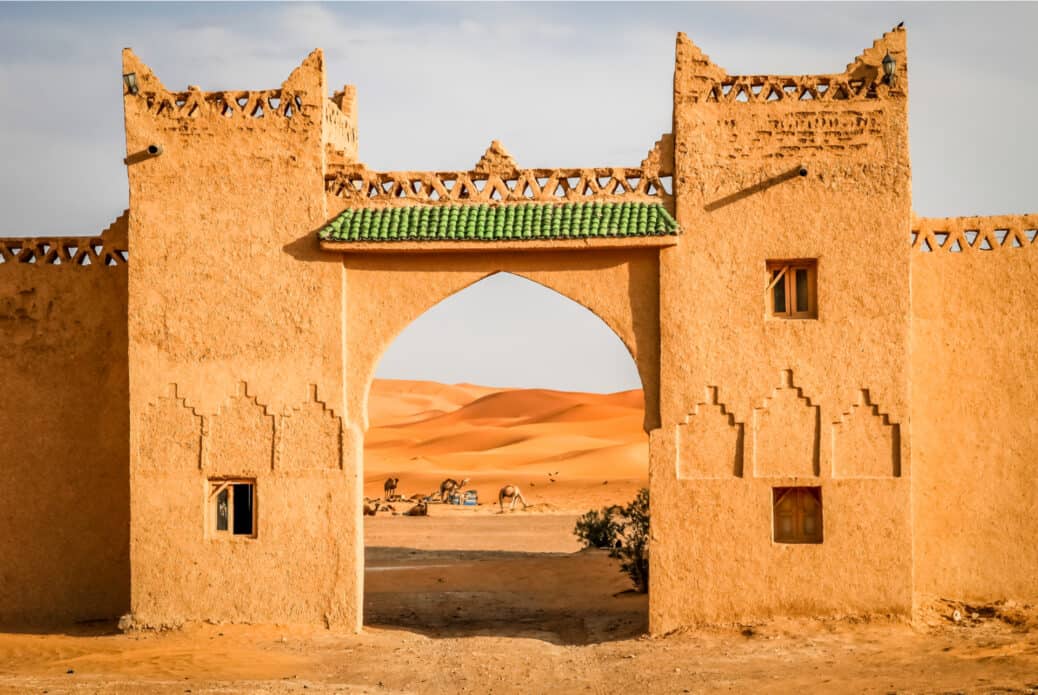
[1, 26, 1036, 633]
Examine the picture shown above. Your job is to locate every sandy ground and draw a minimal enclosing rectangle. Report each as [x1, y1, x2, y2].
[0, 513, 1036, 693]
[364, 379, 648, 512]
[1, 382, 1036, 692]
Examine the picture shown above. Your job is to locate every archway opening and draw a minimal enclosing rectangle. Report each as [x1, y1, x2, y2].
[362, 272, 648, 643]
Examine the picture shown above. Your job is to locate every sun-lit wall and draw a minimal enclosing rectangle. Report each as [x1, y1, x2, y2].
[0, 215, 130, 624]
[651, 28, 914, 631]
[910, 216, 1038, 603]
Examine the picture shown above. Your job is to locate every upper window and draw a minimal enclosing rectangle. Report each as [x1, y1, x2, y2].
[767, 260, 817, 319]
[209, 479, 255, 537]
[772, 486, 822, 544]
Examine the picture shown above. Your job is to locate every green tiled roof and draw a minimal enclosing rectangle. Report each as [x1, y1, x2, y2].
[318, 201, 679, 242]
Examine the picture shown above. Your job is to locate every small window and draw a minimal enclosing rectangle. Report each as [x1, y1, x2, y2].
[767, 260, 817, 319]
[209, 480, 255, 537]
[772, 487, 822, 543]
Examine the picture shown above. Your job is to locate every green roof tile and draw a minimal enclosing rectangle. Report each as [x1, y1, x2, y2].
[318, 201, 679, 243]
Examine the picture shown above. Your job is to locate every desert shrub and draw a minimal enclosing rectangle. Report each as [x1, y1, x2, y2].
[573, 505, 621, 549]
[573, 488, 650, 593]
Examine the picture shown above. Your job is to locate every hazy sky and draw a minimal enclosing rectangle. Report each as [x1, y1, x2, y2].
[1, 3, 1035, 392]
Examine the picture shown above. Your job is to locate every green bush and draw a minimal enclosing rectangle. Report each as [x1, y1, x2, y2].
[573, 505, 621, 549]
[573, 488, 650, 593]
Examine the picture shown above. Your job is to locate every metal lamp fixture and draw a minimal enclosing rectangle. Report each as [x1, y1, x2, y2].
[882, 52, 896, 86]
[123, 72, 139, 95]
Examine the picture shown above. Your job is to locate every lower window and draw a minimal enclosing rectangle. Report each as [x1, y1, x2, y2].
[209, 479, 255, 537]
[772, 487, 822, 543]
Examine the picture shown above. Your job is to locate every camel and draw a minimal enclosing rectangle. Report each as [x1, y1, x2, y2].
[404, 500, 428, 516]
[363, 497, 396, 516]
[383, 477, 399, 500]
[439, 477, 470, 502]
[498, 484, 529, 512]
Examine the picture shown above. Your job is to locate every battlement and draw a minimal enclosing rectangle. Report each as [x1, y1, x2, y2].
[326, 138, 674, 211]
[912, 214, 1038, 253]
[135, 87, 305, 120]
[0, 210, 128, 268]
[677, 26, 907, 104]
[122, 48, 357, 161]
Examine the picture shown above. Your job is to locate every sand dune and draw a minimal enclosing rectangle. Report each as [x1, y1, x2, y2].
[365, 379, 648, 510]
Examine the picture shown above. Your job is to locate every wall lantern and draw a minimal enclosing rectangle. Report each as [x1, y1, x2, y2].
[882, 52, 896, 86]
[123, 72, 139, 95]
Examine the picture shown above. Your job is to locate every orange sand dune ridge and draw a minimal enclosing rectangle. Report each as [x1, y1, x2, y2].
[365, 379, 648, 511]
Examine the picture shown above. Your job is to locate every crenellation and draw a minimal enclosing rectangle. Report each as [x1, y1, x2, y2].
[325, 163, 674, 211]
[0, 210, 129, 268]
[912, 214, 1038, 253]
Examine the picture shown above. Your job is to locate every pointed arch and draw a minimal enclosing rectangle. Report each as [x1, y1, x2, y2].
[344, 253, 660, 431]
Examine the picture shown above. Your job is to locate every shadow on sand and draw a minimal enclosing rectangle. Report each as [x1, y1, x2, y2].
[363, 546, 647, 645]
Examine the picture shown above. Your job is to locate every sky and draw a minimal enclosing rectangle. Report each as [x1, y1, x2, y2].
[1, 3, 1035, 392]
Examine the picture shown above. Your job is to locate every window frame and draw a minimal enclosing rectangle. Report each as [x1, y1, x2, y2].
[766, 259, 818, 320]
[207, 478, 257, 539]
[772, 486, 823, 544]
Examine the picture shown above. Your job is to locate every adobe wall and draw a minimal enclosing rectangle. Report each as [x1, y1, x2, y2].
[0, 216, 130, 624]
[651, 28, 913, 631]
[910, 216, 1038, 602]
[122, 50, 362, 628]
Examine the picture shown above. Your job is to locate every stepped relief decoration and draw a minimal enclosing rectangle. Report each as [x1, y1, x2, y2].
[832, 389, 901, 478]
[0, 211, 129, 268]
[325, 139, 674, 210]
[752, 370, 820, 478]
[912, 215, 1038, 253]
[208, 382, 275, 475]
[137, 384, 203, 472]
[676, 386, 744, 479]
[280, 385, 343, 471]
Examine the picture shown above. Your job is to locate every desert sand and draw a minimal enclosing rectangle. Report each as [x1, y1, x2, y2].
[0, 381, 1035, 693]
[365, 379, 648, 512]
[0, 512, 1035, 693]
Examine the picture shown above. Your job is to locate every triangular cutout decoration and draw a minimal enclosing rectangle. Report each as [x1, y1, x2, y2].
[949, 239, 963, 253]
[933, 232, 949, 247]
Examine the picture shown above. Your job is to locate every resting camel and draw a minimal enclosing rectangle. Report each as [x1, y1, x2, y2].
[404, 500, 428, 516]
[439, 477, 470, 502]
[363, 498, 396, 516]
[383, 477, 400, 500]
[498, 484, 529, 512]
